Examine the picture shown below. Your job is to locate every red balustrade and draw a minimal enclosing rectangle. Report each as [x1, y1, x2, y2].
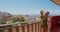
[0, 22, 41, 32]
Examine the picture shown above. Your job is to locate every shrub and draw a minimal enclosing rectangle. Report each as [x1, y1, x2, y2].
[12, 17, 17, 23]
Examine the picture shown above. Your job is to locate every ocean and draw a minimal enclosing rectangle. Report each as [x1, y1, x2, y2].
[30, 14, 60, 18]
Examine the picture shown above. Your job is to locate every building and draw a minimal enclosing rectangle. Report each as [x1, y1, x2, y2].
[0, 12, 12, 24]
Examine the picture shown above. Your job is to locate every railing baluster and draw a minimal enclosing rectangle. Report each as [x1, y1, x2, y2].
[29, 24, 32, 32]
[19, 26, 22, 32]
[36, 23, 38, 32]
[12, 27, 16, 32]
[0, 30, 3, 32]
[16, 27, 19, 32]
[39, 22, 42, 32]
[38, 22, 39, 32]
[33, 23, 35, 32]
[27, 25, 29, 32]
[24, 25, 27, 32]
[22, 26, 25, 32]
[39, 22, 41, 32]
[31, 24, 33, 32]
[4, 29, 9, 32]
[35, 23, 37, 32]
[8, 28, 12, 32]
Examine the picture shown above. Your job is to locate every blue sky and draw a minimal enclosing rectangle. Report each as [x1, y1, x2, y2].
[0, 0, 60, 15]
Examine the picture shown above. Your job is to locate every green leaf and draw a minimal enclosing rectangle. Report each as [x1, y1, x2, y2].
[12, 17, 17, 23]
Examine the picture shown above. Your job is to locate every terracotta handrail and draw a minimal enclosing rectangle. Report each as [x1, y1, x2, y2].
[0, 22, 41, 32]
[0, 20, 41, 26]
[0, 22, 28, 26]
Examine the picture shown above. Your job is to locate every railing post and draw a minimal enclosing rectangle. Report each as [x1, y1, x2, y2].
[33, 23, 35, 32]
[0, 30, 3, 32]
[38, 22, 39, 32]
[22, 26, 25, 32]
[8, 28, 12, 32]
[19, 26, 22, 32]
[16, 27, 19, 32]
[12, 27, 16, 32]
[27, 25, 29, 32]
[31, 24, 33, 32]
[35, 23, 37, 32]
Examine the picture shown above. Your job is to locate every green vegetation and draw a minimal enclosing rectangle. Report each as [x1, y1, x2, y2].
[1, 16, 25, 24]
[12, 17, 17, 23]
[12, 17, 25, 23]
[18, 17, 25, 22]
[12, 17, 25, 26]
[1, 17, 7, 24]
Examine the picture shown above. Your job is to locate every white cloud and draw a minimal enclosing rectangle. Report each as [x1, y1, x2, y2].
[1, 10, 60, 15]
[18, 10, 40, 15]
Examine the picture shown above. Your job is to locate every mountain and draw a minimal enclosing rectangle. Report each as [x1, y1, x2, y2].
[0, 12, 12, 24]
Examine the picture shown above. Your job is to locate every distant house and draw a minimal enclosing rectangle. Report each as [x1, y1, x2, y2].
[0, 12, 12, 24]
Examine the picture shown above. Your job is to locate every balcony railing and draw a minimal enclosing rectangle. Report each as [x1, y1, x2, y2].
[0, 21, 41, 32]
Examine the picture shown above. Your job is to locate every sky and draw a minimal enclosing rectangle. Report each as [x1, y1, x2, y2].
[0, 0, 60, 15]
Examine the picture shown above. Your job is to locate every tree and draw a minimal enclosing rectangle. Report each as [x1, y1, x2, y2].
[12, 17, 17, 23]
[18, 17, 25, 22]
